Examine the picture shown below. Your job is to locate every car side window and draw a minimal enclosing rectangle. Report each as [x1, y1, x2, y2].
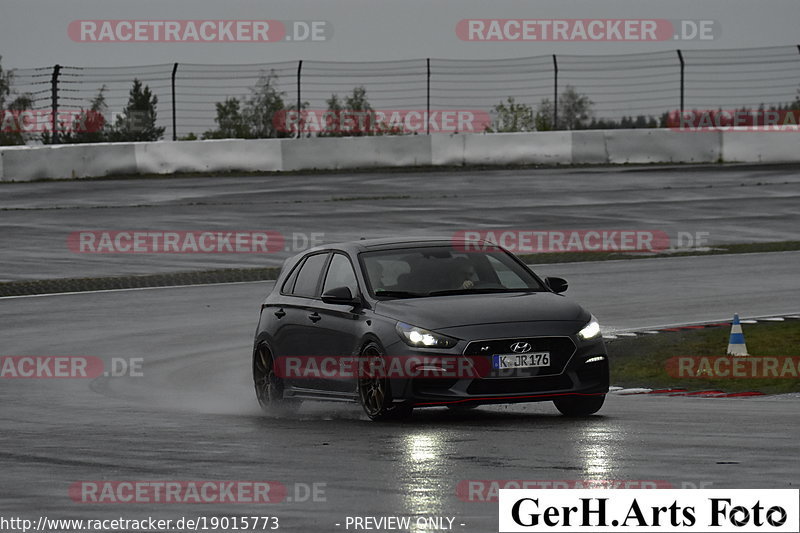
[322, 253, 359, 296]
[280, 261, 302, 294]
[290, 253, 329, 298]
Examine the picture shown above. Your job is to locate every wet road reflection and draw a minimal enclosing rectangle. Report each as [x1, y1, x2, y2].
[399, 431, 450, 530]
[577, 422, 619, 479]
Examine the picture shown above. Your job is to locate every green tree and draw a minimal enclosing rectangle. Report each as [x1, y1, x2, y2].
[485, 97, 536, 133]
[0, 56, 34, 145]
[345, 87, 373, 115]
[110, 79, 165, 142]
[318, 94, 344, 137]
[556, 86, 593, 130]
[535, 98, 554, 131]
[204, 72, 295, 139]
[54, 86, 109, 144]
[284, 99, 310, 138]
[320, 86, 375, 137]
[203, 97, 250, 139]
[790, 91, 800, 111]
[524, 87, 594, 131]
[242, 72, 287, 138]
[325, 93, 344, 115]
[658, 111, 670, 128]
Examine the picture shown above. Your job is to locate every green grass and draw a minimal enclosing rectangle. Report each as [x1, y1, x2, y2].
[607, 320, 800, 394]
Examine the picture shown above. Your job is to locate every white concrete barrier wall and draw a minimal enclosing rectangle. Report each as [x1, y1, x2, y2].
[281, 135, 432, 171]
[1, 129, 799, 181]
[602, 129, 722, 164]
[467, 132, 572, 165]
[135, 139, 282, 174]
[430, 134, 466, 166]
[1, 143, 137, 180]
[571, 131, 609, 165]
[432, 132, 572, 166]
[721, 131, 800, 163]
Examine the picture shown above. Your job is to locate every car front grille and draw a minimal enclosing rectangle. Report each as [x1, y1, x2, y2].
[463, 336, 577, 378]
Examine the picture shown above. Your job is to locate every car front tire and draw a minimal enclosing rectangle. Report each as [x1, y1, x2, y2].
[553, 394, 605, 417]
[357, 342, 412, 421]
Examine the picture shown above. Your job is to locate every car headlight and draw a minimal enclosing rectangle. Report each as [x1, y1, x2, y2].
[396, 322, 458, 349]
[578, 317, 601, 340]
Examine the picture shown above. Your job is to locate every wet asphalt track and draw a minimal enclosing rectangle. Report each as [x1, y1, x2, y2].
[1, 164, 800, 281]
[0, 284, 798, 532]
[1, 164, 799, 531]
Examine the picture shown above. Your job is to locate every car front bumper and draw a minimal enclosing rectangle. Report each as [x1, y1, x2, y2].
[384, 333, 609, 407]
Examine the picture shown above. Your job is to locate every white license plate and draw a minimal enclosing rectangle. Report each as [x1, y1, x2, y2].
[492, 352, 550, 370]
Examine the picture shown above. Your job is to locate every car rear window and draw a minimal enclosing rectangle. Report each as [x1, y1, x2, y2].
[287, 253, 329, 298]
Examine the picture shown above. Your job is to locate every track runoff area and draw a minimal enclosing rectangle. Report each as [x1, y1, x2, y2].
[0, 165, 798, 533]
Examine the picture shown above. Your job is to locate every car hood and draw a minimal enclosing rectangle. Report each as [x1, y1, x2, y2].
[372, 291, 590, 330]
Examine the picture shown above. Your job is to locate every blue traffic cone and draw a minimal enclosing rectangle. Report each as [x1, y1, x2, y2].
[726, 313, 749, 356]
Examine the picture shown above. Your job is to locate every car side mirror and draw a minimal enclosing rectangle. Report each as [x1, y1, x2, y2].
[545, 276, 568, 294]
[321, 286, 360, 306]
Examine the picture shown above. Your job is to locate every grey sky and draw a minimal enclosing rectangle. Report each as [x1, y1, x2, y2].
[0, 0, 799, 68]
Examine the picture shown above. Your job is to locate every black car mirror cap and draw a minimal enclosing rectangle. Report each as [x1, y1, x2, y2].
[321, 286, 361, 306]
[545, 276, 569, 294]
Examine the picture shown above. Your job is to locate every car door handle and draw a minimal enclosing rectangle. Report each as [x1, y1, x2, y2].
[274, 309, 286, 319]
[308, 312, 321, 323]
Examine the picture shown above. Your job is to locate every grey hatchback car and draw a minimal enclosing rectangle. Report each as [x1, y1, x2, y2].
[252, 238, 608, 420]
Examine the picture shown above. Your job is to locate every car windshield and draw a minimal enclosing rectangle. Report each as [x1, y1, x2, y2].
[360, 246, 545, 298]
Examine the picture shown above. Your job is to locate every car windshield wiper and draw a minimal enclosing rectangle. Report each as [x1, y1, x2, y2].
[373, 290, 426, 299]
[426, 288, 539, 297]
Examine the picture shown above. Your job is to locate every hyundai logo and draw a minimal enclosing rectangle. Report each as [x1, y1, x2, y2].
[510, 341, 532, 353]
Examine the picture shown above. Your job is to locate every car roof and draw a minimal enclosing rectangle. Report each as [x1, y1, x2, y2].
[302, 236, 499, 254]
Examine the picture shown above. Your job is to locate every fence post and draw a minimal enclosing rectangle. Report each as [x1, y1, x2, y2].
[297, 60, 303, 138]
[552, 54, 558, 130]
[677, 50, 684, 113]
[426, 58, 431, 135]
[171, 62, 178, 141]
[50, 64, 61, 144]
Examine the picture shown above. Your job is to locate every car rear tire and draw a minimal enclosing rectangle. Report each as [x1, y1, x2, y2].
[253, 343, 300, 413]
[358, 342, 412, 421]
[553, 394, 605, 417]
